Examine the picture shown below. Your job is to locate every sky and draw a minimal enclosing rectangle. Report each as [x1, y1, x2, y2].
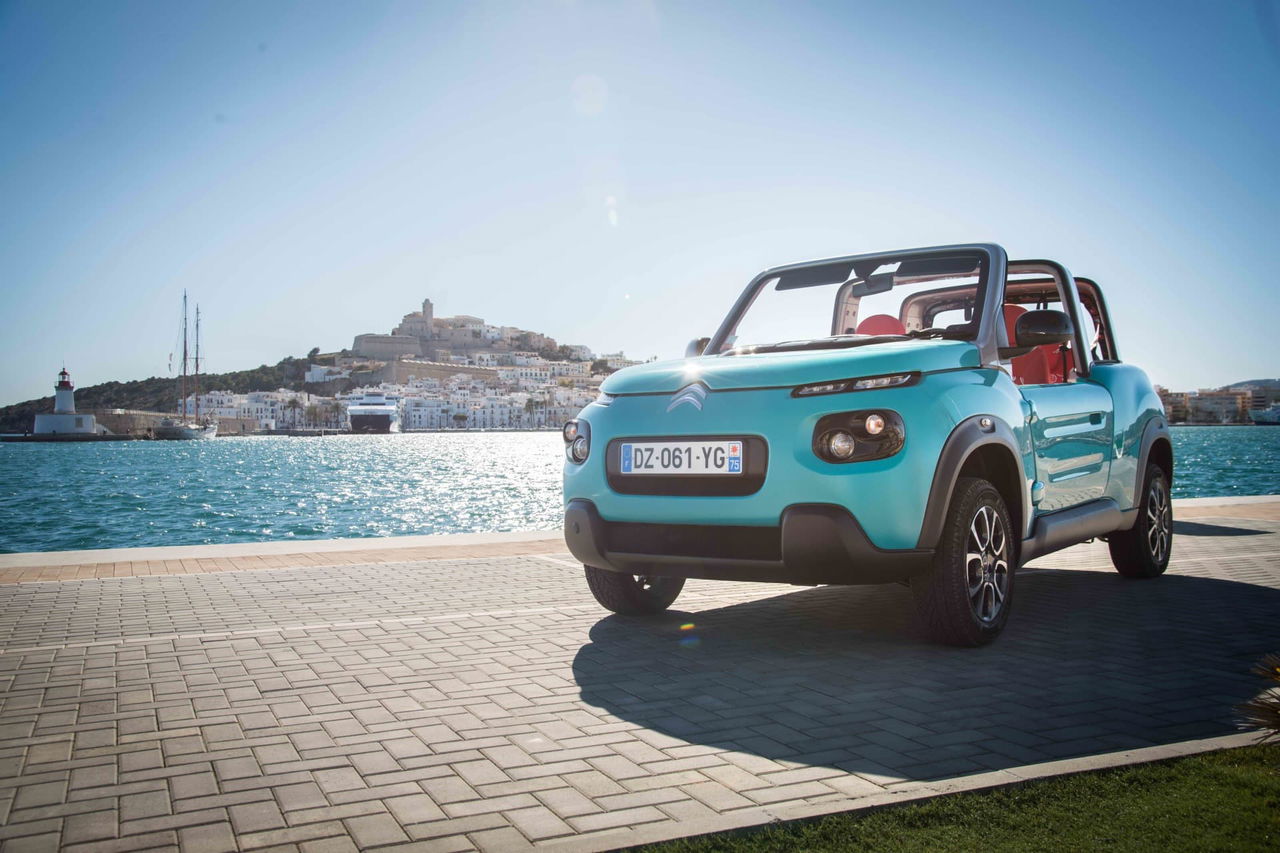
[1, 0, 1278, 405]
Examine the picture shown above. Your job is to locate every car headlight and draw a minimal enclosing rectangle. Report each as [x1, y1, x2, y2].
[564, 419, 590, 463]
[813, 410, 904, 463]
[792, 372, 918, 398]
[825, 430, 857, 460]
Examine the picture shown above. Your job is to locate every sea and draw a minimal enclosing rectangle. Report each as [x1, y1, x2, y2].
[1, 427, 1277, 554]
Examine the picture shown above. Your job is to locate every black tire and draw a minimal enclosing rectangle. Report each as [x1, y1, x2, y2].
[584, 566, 685, 615]
[912, 477, 1016, 646]
[1108, 463, 1172, 578]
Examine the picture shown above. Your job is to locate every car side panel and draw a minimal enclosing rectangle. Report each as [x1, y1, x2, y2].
[1088, 363, 1166, 511]
[1018, 380, 1115, 512]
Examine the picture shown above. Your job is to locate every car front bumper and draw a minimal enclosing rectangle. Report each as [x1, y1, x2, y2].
[564, 498, 933, 585]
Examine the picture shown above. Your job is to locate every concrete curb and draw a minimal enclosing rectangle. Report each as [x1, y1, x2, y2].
[541, 731, 1265, 852]
[1172, 495, 1280, 507]
[1, 496, 1275, 570]
[0, 528, 563, 569]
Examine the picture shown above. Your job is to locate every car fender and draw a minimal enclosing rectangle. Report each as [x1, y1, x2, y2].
[916, 414, 1031, 549]
[1109, 414, 1172, 531]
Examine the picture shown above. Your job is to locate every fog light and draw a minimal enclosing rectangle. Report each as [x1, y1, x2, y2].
[864, 413, 885, 435]
[571, 435, 590, 462]
[563, 420, 579, 442]
[827, 431, 856, 460]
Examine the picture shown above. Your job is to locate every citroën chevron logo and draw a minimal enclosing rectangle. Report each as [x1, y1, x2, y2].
[666, 383, 708, 413]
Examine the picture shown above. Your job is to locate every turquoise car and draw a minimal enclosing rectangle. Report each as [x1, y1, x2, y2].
[562, 244, 1173, 645]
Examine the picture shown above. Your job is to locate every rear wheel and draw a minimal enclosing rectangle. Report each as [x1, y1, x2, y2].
[1108, 463, 1172, 578]
[912, 477, 1016, 646]
[584, 566, 685, 615]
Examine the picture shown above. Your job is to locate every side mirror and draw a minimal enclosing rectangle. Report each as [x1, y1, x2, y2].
[999, 309, 1073, 358]
[685, 337, 710, 358]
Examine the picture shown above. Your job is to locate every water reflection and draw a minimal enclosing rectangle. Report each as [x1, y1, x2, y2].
[0, 433, 564, 552]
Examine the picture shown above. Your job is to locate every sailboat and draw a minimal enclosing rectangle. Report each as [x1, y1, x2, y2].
[154, 292, 218, 440]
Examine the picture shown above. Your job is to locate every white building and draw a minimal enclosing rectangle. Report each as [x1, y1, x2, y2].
[600, 352, 641, 371]
[496, 365, 552, 386]
[185, 388, 321, 430]
[305, 364, 351, 383]
[548, 361, 589, 377]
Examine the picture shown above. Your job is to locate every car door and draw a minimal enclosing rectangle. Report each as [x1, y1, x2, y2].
[1002, 263, 1115, 514]
[1019, 380, 1114, 512]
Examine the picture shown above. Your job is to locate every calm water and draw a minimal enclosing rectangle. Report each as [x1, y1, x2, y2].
[1, 427, 1276, 554]
[0, 433, 564, 553]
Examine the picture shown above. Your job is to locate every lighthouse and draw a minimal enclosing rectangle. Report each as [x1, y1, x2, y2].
[54, 368, 76, 414]
[33, 367, 102, 435]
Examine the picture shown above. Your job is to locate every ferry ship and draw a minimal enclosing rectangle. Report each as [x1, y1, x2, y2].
[346, 390, 401, 434]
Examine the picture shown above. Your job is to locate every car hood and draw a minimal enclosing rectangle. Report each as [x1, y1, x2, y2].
[602, 339, 982, 395]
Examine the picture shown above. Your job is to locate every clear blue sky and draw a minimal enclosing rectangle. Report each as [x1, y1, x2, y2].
[2, 0, 1277, 405]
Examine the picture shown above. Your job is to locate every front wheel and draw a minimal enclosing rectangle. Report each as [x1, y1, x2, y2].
[912, 477, 1016, 646]
[1107, 463, 1172, 578]
[584, 566, 685, 615]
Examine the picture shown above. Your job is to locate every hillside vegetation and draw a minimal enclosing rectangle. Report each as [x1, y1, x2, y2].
[0, 356, 315, 434]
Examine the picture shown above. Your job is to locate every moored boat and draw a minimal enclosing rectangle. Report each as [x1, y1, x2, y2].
[154, 419, 218, 440]
[154, 292, 218, 440]
[1249, 404, 1280, 426]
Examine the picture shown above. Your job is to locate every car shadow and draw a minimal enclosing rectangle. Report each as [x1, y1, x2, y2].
[1172, 520, 1270, 537]
[572, 570, 1280, 780]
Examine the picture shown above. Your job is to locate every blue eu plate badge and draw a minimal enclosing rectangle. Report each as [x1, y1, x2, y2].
[727, 441, 742, 473]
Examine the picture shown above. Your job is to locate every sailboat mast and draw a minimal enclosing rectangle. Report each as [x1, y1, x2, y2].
[194, 305, 201, 420]
[180, 291, 189, 418]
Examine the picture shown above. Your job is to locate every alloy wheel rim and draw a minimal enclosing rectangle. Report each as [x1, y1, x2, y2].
[966, 504, 1009, 625]
[1146, 476, 1171, 564]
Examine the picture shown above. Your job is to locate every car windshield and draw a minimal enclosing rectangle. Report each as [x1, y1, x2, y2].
[716, 251, 988, 355]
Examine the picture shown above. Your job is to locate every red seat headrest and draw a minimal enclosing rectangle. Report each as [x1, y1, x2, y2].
[855, 314, 905, 336]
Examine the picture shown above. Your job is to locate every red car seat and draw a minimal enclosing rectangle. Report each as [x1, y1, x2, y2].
[1041, 343, 1074, 383]
[855, 314, 906, 336]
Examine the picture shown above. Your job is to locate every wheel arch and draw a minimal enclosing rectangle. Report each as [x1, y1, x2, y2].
[917, 416, 1030, 553]
[1147, 436, 1173, 482]
[1135, 416, 1173, 496]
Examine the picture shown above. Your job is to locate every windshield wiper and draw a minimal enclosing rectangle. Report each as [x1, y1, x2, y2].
[724, 334, 910, 356]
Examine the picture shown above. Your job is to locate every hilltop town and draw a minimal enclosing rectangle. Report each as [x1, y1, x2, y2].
[3, 295, 1276, 435]
[169, 298, 638, 433]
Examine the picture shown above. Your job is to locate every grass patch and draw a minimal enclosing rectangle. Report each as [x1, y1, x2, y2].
[639, 744, 1280, 852]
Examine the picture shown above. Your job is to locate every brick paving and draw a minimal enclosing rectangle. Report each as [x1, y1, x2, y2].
[0, 503, 1277, 851]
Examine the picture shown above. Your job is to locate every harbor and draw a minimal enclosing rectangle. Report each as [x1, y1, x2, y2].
[0, 495, 1275, 851]
[2, 426, 1277, 555]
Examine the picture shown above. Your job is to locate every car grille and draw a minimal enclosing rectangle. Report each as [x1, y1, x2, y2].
[603, 520, 782, 561]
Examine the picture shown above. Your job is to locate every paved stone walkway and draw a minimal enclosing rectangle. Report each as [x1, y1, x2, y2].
[0, 504, 1277, 851]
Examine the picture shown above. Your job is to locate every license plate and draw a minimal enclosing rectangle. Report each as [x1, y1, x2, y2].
[620, 440, 744, 475]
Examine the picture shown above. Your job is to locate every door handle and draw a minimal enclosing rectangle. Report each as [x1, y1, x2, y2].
[1089, 412, 1103, 425]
